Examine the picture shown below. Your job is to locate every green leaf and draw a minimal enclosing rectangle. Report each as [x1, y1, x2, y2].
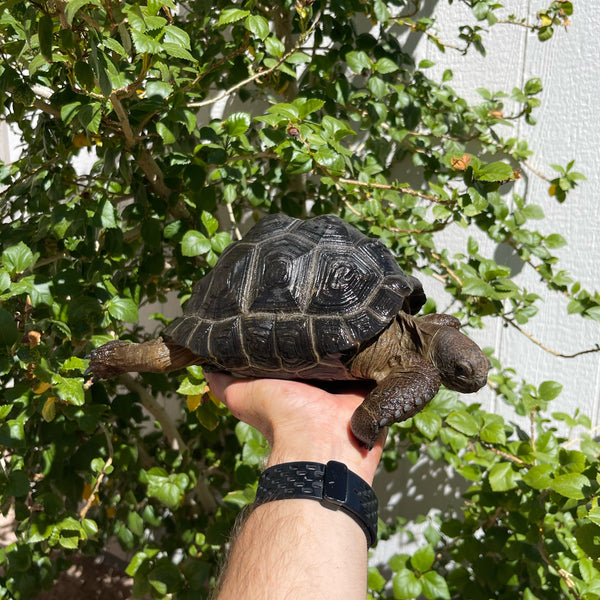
[61, 101, 81, 125]
[78, 102, 102, 134]
[559, 448, 586, 474]
[462, 277, 495, 297]
[224, 112, 251, 136]
[156, 122, 176, 144]
[54, 376, 85, 406]
[374, 57, 399, 74]
[107, 297, 139, 322]
[368, 76, 388, 99]
[131, 30, 162, 54]
[551, 473, 590, 499]
[30, 281, 53, 307]
[524, 77, 543, 95]
[446, 411, 479, 436]
[314, 147, 345, 175]
[201, 211, 219, 236]
[163, 25, 191, 49]
[181, 230, 211, 257]
[146, 467, 189, 510]
[37, 15, 54, 61]
[346, 50, 371, 73]
[0, 309, 20, 347]
[476, 161, 515, 182]
[265, 36, 285, 58]
[546, 233, 567, 249]
[321, 116, 355, 141]
[368, 566, 386, 592]
[414, 412, 442, 440]
[421, 570, 450, 600]
[2, 242, 35, 275]
[103, 37, 127, 56]
[587, 507, 600, 527]
[217, 8, 250, 26]
[100, 199, 118, 228]
[0, 269, 10, 293]
[146, 80, 172, 98]
[211, 232, 231, 254]
[489, 462, 521, 491]
[298, 98, 325, 119]
[74, 61, 96, 92]
[411, 545, 434, 572]
[195, 402, 220, 431]
[6, 470, 29, 497]
[162, 43, 196, 61]
[267, 103, 300, 120]
[64, 0, 102, 26]
[245, 15, 269, 40]
[393, 568, 422, 599]
[521, 204, 545, 220]
[538, 380, 562, 401]
[148, 561, 182, 595]
[81, 518, 98, 538]
[480, 418, 506, 445]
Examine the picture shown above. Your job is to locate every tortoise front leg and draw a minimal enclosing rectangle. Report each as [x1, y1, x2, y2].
[350, 357, 441, 449]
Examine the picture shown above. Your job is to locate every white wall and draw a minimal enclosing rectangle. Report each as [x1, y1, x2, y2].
[427, 0, 600, 429]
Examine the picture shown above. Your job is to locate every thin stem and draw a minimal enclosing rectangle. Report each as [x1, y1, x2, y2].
[502, 316, 600, 358]
[336, 177, 443, 203]
[188, 10, 323, 109]
[79, 424, 114, 520]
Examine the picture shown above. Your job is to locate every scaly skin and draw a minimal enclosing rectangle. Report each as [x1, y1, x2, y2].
[86, 338, 199, 379]
[350, 355, 441, 449]
[348, 312, 490, 449]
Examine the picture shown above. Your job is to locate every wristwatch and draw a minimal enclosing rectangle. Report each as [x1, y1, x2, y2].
[254, 460, 379, 547]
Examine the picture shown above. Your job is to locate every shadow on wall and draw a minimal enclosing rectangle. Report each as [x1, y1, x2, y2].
[374, 452, 469, 526]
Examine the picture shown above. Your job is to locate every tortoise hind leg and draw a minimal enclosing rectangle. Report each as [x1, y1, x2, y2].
[350, 357, 441, 449]
[86, 337, 201, 379]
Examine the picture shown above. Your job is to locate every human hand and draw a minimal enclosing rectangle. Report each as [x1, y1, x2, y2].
[206, 373, 385, 484]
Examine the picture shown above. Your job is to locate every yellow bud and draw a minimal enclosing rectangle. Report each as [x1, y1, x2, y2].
[42, 397, 56, 422]
[33, 381, 52, 394]
[73, 132, 91, 148]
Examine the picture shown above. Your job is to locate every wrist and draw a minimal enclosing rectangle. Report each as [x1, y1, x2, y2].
[255, 460, 379, 548]
[267, 431, 382, 485]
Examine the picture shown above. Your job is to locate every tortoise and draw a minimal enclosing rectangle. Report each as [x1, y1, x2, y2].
[87, 213, 490, 449]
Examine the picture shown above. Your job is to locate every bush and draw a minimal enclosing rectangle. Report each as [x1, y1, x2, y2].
[0, 0, 598, 598]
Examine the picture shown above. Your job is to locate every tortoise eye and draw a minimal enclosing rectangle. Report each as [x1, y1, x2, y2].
[455, 363, 469, 377]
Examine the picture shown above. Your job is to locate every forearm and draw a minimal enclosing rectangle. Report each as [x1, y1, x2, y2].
[216, 498, 369, 600]
[215, 443, 380, 600]
[206, 375, 383, 600]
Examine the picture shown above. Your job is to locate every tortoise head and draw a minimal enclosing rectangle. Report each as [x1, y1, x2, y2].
[427, 326, 491, 393]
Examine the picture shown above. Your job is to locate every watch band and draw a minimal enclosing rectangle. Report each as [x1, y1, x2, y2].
[254, 460, 378, 547]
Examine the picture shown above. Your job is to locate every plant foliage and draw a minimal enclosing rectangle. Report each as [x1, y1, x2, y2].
[0, 0, 598, 598]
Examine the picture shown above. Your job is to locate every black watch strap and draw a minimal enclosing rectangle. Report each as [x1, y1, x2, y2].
[254, 460, 378, 547]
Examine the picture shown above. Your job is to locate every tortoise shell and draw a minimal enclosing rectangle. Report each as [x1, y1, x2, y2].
[163, 214, 426, 380]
